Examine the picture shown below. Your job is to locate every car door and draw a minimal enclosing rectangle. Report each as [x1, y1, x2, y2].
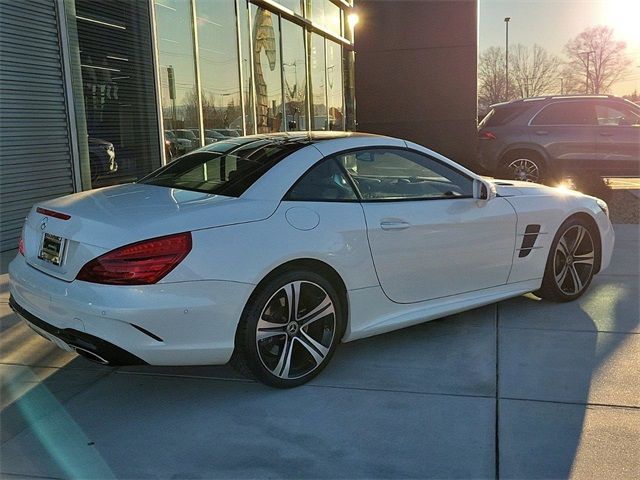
[528, 100, 599, 171]
[595, 101, 640, 175]
[335, 148, 518, 304]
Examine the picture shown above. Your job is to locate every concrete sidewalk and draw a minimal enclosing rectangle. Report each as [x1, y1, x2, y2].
[1, 225, 638, 479]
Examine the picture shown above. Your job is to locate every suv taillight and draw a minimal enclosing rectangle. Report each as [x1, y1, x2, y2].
[76, 232, 192, 285]
[479, 131, 497, 140]
[18, 227, 25, 256]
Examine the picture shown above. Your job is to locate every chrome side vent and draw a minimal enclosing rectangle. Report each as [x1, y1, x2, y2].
[519, 224, 541, 258]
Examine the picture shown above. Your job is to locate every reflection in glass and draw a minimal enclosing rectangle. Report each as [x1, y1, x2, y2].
[155, 0, 201, 159]
[251, 5, 283, 133]
[310, 0, 341, 37]
[281, 20, 307, 131]
[326, 40, 344, 130]
[277, 0, 303, 16]
[195, 0, 242, 143]
[72, 0, 160, 187]
[309, 33, 327, 130]
[310, 0, 324, 27]
[237, 0, 255, 134]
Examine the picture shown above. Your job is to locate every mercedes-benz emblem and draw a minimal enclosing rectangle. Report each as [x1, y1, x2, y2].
[286, 322, 299, 336]
[40, 217, 48, 231]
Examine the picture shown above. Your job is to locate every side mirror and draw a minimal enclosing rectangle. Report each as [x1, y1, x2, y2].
[473, 178, 497, 202]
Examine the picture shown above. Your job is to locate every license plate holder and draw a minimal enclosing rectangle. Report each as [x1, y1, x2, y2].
[38, 232, 67, 266]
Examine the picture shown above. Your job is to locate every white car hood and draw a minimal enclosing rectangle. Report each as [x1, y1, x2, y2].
[491, 179, 566, 197]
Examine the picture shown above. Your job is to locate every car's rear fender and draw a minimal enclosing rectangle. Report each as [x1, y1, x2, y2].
[164, 200, 379, 292]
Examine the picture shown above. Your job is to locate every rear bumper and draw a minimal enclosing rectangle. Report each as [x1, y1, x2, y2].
[10, 296, 146, 365]
[8, 255, 254, 366]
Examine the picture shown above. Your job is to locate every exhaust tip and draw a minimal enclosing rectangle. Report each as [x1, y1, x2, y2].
[71, 345, 110, 365]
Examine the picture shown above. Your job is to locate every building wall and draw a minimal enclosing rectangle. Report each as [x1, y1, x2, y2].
[0, 0, 76, 269]
[354, 0, 478, 167]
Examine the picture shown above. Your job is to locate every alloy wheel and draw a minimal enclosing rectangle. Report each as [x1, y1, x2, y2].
[507, 158, 540, 182]
[553, 225, 595, 295]
[255, 281, 336, 380]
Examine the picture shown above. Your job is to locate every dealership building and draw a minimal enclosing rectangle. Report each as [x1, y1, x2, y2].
[0, 0, 477, 269]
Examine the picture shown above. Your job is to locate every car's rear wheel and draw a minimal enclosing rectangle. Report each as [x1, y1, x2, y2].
[500, 152, 546, 183]
[232, 270, 344, 388]
[535, 218, 597, 302]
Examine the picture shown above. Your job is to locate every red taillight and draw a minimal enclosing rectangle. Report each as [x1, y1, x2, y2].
[36, 207, 71, 220]
[479, 131, 497, 140]
[76, 232, 192, 285]
[18, 228, 25, 256]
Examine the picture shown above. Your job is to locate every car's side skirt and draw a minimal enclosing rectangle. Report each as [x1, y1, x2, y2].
[343, 278, 542, 342]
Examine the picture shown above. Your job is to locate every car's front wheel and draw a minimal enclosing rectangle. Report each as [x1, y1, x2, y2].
[536, 218, 598, 302]
[232, 270, 344, 388]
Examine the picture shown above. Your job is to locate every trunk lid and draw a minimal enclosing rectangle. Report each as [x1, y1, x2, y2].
[22, 183, 278, 281]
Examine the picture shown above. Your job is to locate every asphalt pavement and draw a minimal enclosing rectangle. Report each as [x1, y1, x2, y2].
[1, 224, 638, 479]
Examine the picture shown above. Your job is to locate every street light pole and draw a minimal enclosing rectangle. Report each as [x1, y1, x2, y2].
[579, 50, 595, 94]
[504, 17, 510, 101]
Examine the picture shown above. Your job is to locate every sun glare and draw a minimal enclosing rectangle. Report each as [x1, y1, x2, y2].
[602, 0, 640, 47]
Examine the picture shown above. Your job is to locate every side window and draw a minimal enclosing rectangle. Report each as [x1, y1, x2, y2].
[531, 102, 596, 126]
[335, 149, 473, 201]
[286, 159, 357, 201]
[596, 103, 640, 126]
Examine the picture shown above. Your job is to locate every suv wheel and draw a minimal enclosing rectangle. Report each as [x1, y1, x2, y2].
[500, 153, 545, 183]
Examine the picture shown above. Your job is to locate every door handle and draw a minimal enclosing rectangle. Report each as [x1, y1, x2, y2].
[599, 132, 614, 136]
[535, 130, 548, 135]
[380, 220, 411, 231]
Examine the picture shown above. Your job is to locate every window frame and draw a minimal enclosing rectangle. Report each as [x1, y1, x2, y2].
[283, 146, 476, 203]
[528, 100, 598, 127]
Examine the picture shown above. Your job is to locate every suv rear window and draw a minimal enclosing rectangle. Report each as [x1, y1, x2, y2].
[480, 104, 530, 127]
[139, 141, 308, 197]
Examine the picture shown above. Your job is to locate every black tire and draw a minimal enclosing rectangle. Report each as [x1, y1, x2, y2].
[231, 269, 345, 388]
[499, 152, 548, 184]
[535, 217, 598, 302]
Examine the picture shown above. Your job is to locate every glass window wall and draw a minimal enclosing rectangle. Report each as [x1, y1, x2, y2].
[310, 0, 341, 37]
[237, 0, 255, 134]
[277, 0, 303, 16]
[281, 20, 307, 131]
[309, 33, 327, 130]
[195, 0, 243, 143]
[69, 0, 161, 188]
[155, 0, 201, 159]
[250, 5, 283, 133]
[326, 40, 344, 130]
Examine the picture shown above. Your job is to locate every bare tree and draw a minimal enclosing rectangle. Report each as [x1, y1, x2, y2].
[509, 44, 561, 98]
[564, 25, 631, 94]
[478, 46, 508, 112]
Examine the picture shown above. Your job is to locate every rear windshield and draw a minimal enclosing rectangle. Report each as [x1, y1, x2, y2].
[139, 141, 308, 197]
[480, 104, 530, 127]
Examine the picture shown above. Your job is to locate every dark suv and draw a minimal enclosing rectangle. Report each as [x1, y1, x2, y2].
[476, 95, 640, 183]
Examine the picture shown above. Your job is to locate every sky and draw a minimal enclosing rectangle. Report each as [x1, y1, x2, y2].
[479, 0, 640, 95]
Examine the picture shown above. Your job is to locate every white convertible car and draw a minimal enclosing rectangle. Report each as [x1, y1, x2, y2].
[9, 133, 614, 387]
